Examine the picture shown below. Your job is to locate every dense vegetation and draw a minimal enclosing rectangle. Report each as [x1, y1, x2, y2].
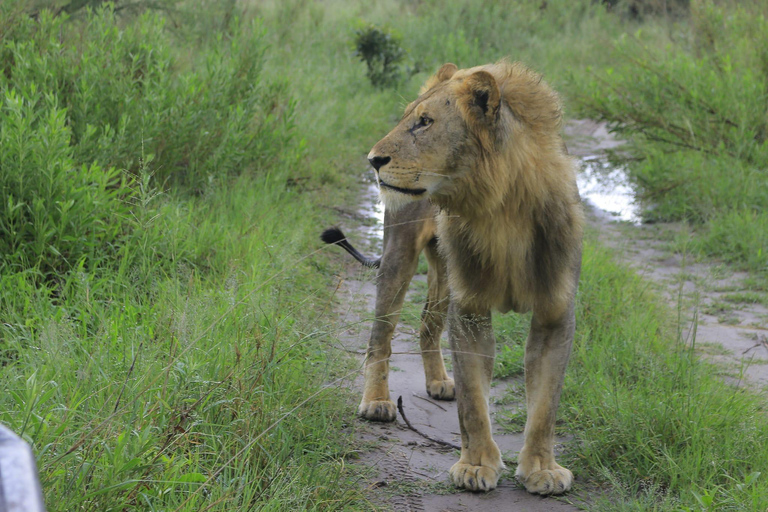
[577, 1, 768, 274]
[1, 0, 766, 510]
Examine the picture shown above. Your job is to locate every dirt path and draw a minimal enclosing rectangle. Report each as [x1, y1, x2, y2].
[565, 120, 768, 389]
[331, 185, 579, 512]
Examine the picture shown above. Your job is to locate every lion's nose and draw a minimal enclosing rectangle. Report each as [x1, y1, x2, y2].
[368, 156, 391, 172]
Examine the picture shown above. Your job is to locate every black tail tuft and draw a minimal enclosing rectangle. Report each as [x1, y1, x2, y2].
[320, 227, 347, 245]
[320, 226, 381, 269]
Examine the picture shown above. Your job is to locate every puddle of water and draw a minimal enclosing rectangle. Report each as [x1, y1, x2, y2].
[358, 182, 384, 243]
[361, 157, 641, 238]
[577, 156, 641, 224]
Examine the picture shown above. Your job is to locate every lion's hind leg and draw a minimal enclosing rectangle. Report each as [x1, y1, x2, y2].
[515, 308, 575, 495]
[420, 238, 454, 400]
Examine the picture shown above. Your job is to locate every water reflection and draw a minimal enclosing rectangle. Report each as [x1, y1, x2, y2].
[577, 156, 641, 224]
[358, 183, 384, 243]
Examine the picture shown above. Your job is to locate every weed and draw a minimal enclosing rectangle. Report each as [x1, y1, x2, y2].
[721, 292, 768, 307]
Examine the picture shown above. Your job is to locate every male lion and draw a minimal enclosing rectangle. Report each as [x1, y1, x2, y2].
[326, 61, 583, 495]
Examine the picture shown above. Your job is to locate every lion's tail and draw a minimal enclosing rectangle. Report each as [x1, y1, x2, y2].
[320, 227, 381, 269]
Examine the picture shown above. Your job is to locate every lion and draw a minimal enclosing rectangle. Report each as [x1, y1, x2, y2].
[324, 60, 583, 496]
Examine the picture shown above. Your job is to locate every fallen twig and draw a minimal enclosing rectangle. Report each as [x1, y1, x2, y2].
[396, 396, 460, 450]
[411, 393, 448, 412]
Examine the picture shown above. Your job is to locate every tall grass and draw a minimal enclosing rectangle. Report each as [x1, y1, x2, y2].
[576, 0, 768, 274]
[4, 0, 768, 510]
[1, 175, 362, 511]
[0, 2, 363, 510]
[572, 241, 768, 510]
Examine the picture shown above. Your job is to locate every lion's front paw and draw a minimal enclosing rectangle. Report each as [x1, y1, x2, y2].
[426, 378, 455, 400]
[515, 464, 573, 495]
[358, 399, 397, 422]
[449, 461, 501, 492]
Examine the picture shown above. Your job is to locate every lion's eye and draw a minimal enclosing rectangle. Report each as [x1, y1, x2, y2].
[419, 115, 433, 127]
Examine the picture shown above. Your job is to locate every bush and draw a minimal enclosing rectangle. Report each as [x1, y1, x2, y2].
[0, 3, 299, 277]
[0, 89, 133, 277]
[576, 0, 768, 270]
[353, 24, 408, 88]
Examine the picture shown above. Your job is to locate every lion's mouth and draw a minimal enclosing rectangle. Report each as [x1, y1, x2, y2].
[378, 180, 427, 196]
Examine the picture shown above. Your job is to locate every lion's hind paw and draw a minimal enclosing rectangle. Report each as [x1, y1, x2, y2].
[426, 378, 455, 400]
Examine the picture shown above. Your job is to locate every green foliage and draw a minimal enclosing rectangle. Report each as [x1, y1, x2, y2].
[0, 175, 363, 511]
[577, 0, 768, 272]
[0, 89, 133, 277]
[1, 5, 297, 190]
[0, 4, 359, 509]
[0, 3, 300, 278]
[492, 311, 529, 379]
[353, 24, 408, 88]
[566, 241, 768, 510]
[694, 210, 768, 273]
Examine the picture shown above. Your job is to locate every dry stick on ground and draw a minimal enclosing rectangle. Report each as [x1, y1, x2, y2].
[412, 392, 448, 411]
[396, 396, 460, 450]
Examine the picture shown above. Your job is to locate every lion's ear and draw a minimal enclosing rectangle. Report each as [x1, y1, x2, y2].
[420, 63, 458, 93]
[458, 70, 500, 127]
[436, 63, 458, 82]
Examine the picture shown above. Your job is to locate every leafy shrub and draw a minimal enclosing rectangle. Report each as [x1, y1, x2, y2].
[0, 89, 133, 277]
[353, 24, 408, 88]
[576, 0, 768, 270]
[0, 3, 299, 277]
[1, 5, 297, 190]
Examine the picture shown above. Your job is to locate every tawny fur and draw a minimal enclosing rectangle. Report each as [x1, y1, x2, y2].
[363, 60, 584, 495]
[372, 60, 583, 317]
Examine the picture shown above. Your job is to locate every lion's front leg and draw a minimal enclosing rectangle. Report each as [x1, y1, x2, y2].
[515, 308, 575, 495]
[359, 208, 422, 422]
[448, 305, 504, 491]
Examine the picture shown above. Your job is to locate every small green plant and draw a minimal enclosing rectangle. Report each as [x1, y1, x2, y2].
[494, 343, 525, 379]
[353, 24, 407, 88]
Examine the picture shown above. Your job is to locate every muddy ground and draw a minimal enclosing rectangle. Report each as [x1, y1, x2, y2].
[328, 119, 768, 511]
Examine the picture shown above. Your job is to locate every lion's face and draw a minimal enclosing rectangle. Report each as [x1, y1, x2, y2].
[368, 64, 501, 212]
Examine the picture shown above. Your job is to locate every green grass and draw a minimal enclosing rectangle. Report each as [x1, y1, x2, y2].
[722, 292, 768, 307]
[575, 0, 768, 277]
[3, 0, 768, 510]
[0, 171, 366, 510]
[495, 236, 768, 510]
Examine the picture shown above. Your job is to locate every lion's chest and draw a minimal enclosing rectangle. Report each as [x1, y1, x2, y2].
[437, 215, 535, 314]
